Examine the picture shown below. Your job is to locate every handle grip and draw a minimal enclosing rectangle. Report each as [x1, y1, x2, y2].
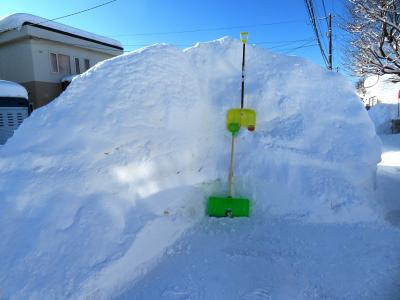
[240, 32, 249, 44]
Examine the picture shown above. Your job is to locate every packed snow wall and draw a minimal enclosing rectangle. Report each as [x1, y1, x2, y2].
[0, 38, 381, 298]
[369, 103, 400, 134]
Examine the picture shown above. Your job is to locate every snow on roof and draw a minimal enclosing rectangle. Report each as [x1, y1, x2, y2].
[0, 80, 28, 99]
[0, 13, 122, 49]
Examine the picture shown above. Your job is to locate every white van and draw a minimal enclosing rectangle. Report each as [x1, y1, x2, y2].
[0, 80, 32, 145]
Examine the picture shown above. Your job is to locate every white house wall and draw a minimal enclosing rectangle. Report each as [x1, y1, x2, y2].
[0, 38, 34, 83]
[0, 24, 122, 107]
[30, 38, 116, 83]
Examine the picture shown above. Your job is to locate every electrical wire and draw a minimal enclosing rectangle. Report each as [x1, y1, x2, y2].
[281, 41, 319, 54]
[253, 37, 315, 44]
[304, 0, 329, 67]
[36, 0, 117, 25]
[121, 38, 315, 48]
[62, 38, 319, 56]
[0, 0, 118, 34]
[314, 1, 328, 52]
[321, 0, 329, 27]
[122, 40, 319, 54]
[259, 39, 316, 50]
[110, 19, 304, 37]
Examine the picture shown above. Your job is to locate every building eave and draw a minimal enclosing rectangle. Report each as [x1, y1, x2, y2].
[22, 22, 123, 51]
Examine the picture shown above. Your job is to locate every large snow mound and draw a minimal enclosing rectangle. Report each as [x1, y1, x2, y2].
[0, 37, 381, 298]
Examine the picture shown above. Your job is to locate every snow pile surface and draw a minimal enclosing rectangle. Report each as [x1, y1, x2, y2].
[364, 74, 400, 104]
[368, 104, 400, 134]
[61, 75, 78, 83]
[0, 80, 28, 98]
[0, 38, 381, 298]
[0, 13, 122, 48]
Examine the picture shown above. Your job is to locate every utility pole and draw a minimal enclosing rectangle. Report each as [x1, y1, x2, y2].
[328, 13, 333, 70]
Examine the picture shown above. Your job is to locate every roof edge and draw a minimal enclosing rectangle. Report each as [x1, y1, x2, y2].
[23, 22, 123, 51]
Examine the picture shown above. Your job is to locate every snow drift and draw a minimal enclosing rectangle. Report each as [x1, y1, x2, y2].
[0, 37, 381, 298]
[364, 74, 400, 104]
[365, 74, 400, 133]
[369, 103, 400, 134]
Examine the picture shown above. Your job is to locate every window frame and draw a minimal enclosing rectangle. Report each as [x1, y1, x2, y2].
[74, 57, 81, 74]
[84, 58, 90, 71]
[50, 52, 59, 73]
[49, 52, 72, 75]
[57, 53, 71, 75]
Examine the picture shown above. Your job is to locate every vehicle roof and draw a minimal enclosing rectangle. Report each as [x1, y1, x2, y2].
[0, 80, 28, 99]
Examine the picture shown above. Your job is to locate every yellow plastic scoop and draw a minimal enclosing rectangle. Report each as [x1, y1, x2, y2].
[226, 108, 256, 134]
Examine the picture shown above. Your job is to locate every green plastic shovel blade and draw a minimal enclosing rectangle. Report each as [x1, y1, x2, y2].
[207, 196, 250, 217]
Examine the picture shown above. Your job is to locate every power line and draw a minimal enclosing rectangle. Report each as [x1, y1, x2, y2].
[110, 19, 304, 37]
[122, 38, 315, 48]
[66, 41, 321, 57]
[37, 0, 118, 25]
[321, 0, 329, 27]
[17, 37, 316, 54]
[283, 42, 319, 54]
[304, 0, 329, 67]
[123, 40, 318, 53]
[253, 38, 315, 44]
[254, 39, 316, 50]
[315, 13, 328, 54]
[0, 0, 118, 34]
[314, 1, 328, 52]
[67, 38, 319, 56]
[121, 40, 317, 54]
[312, 0, 328, 53]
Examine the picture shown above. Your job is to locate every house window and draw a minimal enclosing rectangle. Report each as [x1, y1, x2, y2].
[50, 53, 71, 75]
[58, 54, 71, 75]
[84, 59, 90, 71]
[50, 53, 58, 73]
[75, 58, 80, 74]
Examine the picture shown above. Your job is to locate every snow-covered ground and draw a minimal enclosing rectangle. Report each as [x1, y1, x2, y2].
[0, 38, 397, 299]
[376, 135, 400, 226]
[116, 134, 400, 300]
[119, 223, 400, 300]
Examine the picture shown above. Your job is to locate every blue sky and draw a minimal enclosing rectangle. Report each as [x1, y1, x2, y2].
[0, 0, 345, 72]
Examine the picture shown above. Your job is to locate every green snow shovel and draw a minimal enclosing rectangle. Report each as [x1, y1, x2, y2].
[207, 131, 251, 217]
[207, 32, 255, 218]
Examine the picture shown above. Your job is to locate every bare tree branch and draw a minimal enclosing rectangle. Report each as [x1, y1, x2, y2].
[344, 0, 400, 78]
